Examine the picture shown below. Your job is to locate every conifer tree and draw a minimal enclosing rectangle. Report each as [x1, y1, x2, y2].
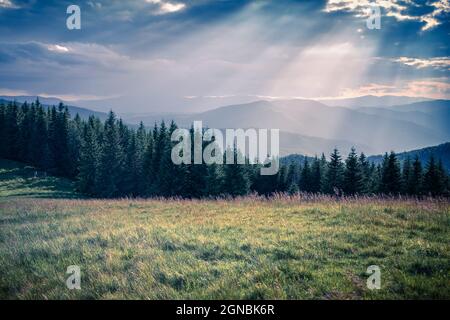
[30, 105, 50, 169]
[95, 111, 124, 198]
[222, 148, 250, 197]
[310, 156, 322, 193]
[182, 126, 209, 198]
[276, 164, 289, 192]
[401, 157, 412, 194]
[143, 127, 155, 196]
[46, 103, 71, 176]
[343, 147, 364, 195]
[437, 159, 448, 196]
[4, 102, 20, 160]
[284, 163, 299, 194]
[205, 162, 223, 197]
[324, 148, 344, 195]
[17, 102, 32, 162]
[121, 131, 139, 196]
[67, 114, 82, 177]
[158, 121, 187, 197]
[252, 161, 278, 196]
[358, 153, 371, 194]
[47, 106, 58, 172]
[299, 158, 311, 192]
[77, 117, 100, 195]
[134, 122, 148, 195]
[408, 156, 423, 195]
[380, 152, 402, 194]
[151, 121, 168, 194]
[203, 134, 224, 197]
[424, 155, 444, 196]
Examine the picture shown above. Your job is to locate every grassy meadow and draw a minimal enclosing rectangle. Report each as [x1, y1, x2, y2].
[0, 159, 79, 199]
[0, 159, 449, 299]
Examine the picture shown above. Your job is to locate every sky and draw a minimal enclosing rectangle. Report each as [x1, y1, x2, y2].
[0, 0, 449, 112]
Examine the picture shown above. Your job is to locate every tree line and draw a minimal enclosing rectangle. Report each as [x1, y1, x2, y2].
[0, 100, 448, 198]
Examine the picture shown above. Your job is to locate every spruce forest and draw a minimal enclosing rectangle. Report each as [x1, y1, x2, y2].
[1, 100, 448, 198]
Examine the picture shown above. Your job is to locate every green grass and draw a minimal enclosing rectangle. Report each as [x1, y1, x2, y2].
[0, 160, 449, 299]
[0, 159, 78, 198]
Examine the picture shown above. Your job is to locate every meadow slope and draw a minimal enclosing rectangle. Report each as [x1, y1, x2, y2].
[0, 197, 449, 299]
[0, 159, 449, 299]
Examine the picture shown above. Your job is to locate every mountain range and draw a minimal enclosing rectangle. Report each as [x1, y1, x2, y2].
[282, 142, 450, 172]
[367, 142, 450, 171]
[317, 95, 432, 108]
[1, 95, 449, 157]
[120, 98, 450, 155]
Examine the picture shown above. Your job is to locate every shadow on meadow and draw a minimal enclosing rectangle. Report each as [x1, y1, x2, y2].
[0, 159, 79, 199]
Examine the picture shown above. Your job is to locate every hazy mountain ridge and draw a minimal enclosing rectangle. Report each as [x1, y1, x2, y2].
[2, 95, 449, 157]
[318, 95, 432, 108]
[282, 142, 450, 172]
[0, 95, 64, 106]
[356, 100, 450, 138]
[123, 98, 448, 155]
[367, 142, 450, 172]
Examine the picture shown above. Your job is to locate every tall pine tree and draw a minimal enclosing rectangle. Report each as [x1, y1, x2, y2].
[380, 152, 402, 195]
[324, 148, 344, 195]
[343, 147, 364, 195]
[95, 111, 124, 198]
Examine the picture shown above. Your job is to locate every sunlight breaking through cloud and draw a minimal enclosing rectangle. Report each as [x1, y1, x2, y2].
[146, 0, 186, 14]
[47, 44, 70, 53]
[0, 1, 448, 111]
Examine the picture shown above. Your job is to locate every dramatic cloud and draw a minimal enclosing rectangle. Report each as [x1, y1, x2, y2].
[0, 0, 18, 9]
[403, 78, 450, 98]
[393, 56, 450, 70]
[47, 44, 70, 53]
[339, 78, 450, 99]
[324, 0, 450, 31]
[146, 0, 186, 14]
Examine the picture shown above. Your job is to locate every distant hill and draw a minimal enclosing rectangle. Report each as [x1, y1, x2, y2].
[367, 142, 450, 172]
[279, 131, 372, 156]
[124, 99, 448, 154]
[0, 95, 64, 106]
[282, 142, 450, 172]
[281, 154, 315, 166]
[318, 95, 432, 108]
[357, 100, 450, 139]
[0, 96, 108, 121]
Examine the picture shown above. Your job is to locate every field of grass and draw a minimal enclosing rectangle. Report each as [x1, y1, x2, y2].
[0, 159, 449, 299]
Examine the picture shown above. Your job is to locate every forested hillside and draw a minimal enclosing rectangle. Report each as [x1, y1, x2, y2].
[0, 97, 107, 120]
[1, 100, 448, 198]
[368, 143, 450, 172]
